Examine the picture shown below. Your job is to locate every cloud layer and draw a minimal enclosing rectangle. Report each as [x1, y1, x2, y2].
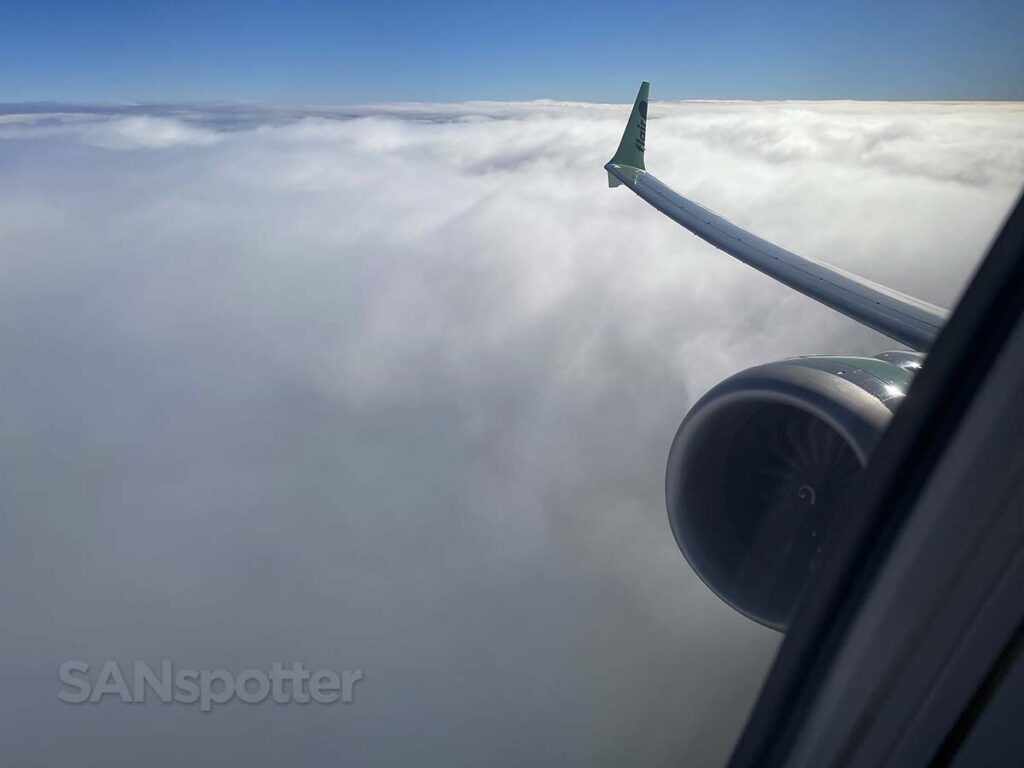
[1, 99, 1021, 766]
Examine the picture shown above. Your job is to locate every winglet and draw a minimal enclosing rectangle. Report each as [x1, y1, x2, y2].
[606, 81, 649, 187]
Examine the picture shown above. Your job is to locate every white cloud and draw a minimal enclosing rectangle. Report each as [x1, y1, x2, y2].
[0, 100, 1021, 766]
[81, 115, 223, 149]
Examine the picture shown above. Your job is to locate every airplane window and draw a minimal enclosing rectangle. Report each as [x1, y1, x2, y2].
[3, 4, 1023, 766]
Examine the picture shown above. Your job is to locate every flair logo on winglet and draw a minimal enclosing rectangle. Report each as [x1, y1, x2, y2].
[635, 101, 648, 152]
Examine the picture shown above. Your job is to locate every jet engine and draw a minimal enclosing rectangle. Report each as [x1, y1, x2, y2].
[666, 352, 922, 630]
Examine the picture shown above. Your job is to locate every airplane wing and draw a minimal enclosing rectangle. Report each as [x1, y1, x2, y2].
[605, 82, 948, 352]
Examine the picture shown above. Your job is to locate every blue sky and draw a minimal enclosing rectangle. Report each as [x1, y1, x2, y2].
[1, 0, 1022, 102]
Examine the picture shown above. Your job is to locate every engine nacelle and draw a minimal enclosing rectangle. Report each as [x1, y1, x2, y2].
[666, 352, 922, 630]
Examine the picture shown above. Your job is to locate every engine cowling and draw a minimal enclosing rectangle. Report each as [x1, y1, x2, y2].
[666, 352, 922, 630]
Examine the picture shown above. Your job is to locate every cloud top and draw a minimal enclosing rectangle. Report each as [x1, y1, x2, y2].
[0, 99, 1021, 767]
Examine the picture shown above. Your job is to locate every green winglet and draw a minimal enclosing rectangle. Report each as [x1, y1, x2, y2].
[607, 81, 649, 186]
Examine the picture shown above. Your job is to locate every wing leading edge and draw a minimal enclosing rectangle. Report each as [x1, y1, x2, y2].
[605, 82, 948, 352]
